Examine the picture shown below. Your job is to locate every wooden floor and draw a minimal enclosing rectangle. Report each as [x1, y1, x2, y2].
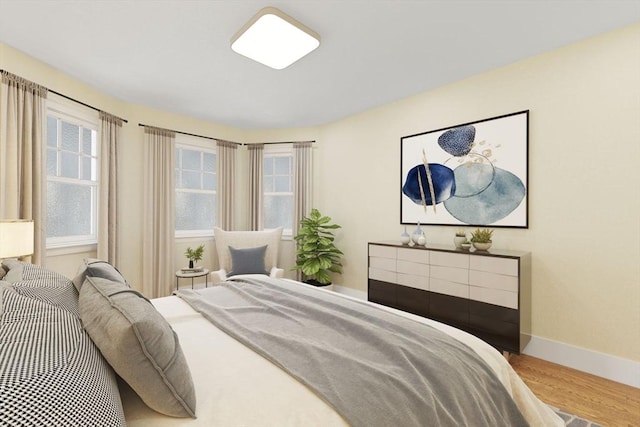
[509, 354, 640, 426]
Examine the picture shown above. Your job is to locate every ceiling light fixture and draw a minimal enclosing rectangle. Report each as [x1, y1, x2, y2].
[231, 7, 320, 70]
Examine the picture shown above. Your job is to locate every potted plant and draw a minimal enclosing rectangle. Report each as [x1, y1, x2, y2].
[184, 244, 204, 269]
[293, 208, 343, 286]
[454, 229, 466, 249]
[470, 228, 493, 251]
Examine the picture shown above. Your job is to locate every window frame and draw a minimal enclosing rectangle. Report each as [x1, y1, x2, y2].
[175, 135, 217, 239]
[263, 145, 294, 236]
[45, 97, 100, 250]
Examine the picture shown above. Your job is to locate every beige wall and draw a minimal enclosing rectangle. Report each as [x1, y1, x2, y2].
[2, 23, 638, 362]
[313, 24, 640, 362]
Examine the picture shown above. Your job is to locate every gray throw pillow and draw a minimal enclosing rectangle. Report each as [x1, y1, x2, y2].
[73, 258, 128, 292]
[228, 245, 268, 276]
[79, 276, 196, 418]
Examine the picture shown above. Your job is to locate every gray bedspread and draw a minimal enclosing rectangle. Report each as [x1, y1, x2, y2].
[176, 277, 528, 427]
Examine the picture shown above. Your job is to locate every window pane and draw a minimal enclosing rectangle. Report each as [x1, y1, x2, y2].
[264, 176, 274, 192]
[182, 171, 201, 189]
[175, 192, 216, 231]
[274, 176, 290, 192]
[175, 169, 182, 188]
[82, 128, 93, 154]
[47, 117, 57, 147]
[61, 152, 79, 178]
[203, 153, 216, 172]
[46, 181, 92, 237]
[61, 121, 79, 152]
[263, 157, 273, 175]
[203, 173, 216, 191]
[264, 195, 292, 230]
[47, 149, 58, 176]
[82, 157, 92, 181]
[182, 149, 201, 170]
[275, 156, 290, 175]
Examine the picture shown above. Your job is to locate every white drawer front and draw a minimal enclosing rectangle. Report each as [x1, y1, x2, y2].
[397, 273, 429, 291]
[397, 260, 429, 277]
[430, 278, 469, 299]
[369, 256, 396, 272]
[369, 267, 396, 284]
[470, 286, 518, 309]
[369, 245, 396, 259]
[469, 256, 518, 276]
[397, 247, 429, 264]
[430, 265, 469, 284]
[429, 251, 469, 269]
[469, 270, 518, 292]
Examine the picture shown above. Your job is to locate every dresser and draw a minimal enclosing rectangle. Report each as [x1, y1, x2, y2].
[368, 241, 531, 354]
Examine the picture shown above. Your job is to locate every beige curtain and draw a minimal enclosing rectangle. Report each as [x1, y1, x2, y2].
[293, 142, 313, 280]
[217, 140, 237, 231]
[97, 111, 122, 265]
[0, 71, 47, 264]
[248, 143, 264, 230]
[142, 127, 175, 298]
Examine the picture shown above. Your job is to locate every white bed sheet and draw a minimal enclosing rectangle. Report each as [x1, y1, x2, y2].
[123, 282, 562, 426]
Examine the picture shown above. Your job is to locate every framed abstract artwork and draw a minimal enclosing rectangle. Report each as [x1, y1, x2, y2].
[400, 110, 529, 228]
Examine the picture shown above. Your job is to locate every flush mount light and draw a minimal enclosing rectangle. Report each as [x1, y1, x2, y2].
[231, 7, 320, 70]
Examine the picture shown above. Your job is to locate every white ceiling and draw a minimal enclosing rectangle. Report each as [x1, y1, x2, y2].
[1, 1, 639, 129]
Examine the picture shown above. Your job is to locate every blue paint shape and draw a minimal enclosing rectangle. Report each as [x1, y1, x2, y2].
[443, 165, 525, 224]
[403, 164, 456, 206]
[438, 125, 476, 157]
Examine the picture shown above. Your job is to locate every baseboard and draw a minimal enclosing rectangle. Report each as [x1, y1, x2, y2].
[523, 335, 640, 389]
[334, 285, 639, 389]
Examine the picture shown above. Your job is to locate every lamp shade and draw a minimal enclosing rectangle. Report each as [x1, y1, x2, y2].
[0, 220, 34, 259]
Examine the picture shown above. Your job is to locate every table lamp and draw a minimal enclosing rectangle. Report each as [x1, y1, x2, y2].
[0, 219, 35, 260]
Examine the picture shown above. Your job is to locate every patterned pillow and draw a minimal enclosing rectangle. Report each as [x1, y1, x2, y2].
[79, 276, 197, 418]
[0, 263, 125, 426]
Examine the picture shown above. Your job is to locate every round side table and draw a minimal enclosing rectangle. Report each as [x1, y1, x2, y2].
[175, 268, 210, 290]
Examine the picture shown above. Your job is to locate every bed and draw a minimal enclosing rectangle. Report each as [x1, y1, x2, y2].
[0, 260, 562, 426]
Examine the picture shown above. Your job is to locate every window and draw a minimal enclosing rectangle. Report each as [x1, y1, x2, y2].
[46, 105, 99, 248]
[175, 141, 217, 237]
[263, 147, 293, 234]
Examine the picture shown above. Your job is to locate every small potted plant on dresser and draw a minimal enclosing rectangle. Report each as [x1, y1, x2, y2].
[454, 229, 467, 249]
[470, 228, 493, 251]
[293, 208, 343, 289]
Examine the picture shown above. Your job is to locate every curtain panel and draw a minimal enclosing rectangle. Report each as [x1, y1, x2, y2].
[97, 111, 122, 266]
[293, 142, 313, 280]
[217, 140, 237, 231]
[248, 144, 264, 230]
[142, 126, 176, 298]
[0, 71, 47, 264]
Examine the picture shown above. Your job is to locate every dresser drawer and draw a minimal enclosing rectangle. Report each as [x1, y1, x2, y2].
[397, 260, 429, 277]
[369, 267, 396, 284]
[430, 278, 469, 299]
[429, 251, 469, 269]
[397, 247, 429, 264]
[469, 256, 518, 276]
[369, 244, 396, 259]
[469, 270, 518, 292]
[369, 256, 396, 272]
[469, 285, 518, 309]
[396, 273, 429, 291]
[430, 265, 468, 284]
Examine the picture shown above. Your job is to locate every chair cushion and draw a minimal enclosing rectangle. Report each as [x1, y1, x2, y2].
[79, 276, 196, 418]
[228, 245, 268, 276]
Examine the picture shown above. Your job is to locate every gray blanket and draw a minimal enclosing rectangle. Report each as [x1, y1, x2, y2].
[176, 277, 528, 427]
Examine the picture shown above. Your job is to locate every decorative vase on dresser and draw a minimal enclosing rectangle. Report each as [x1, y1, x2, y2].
[367, 241, 531, 354]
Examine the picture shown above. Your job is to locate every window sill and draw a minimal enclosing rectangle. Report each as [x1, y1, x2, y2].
[47, 243, 97, 257]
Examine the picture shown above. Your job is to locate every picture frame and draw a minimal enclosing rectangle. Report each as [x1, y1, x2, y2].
[400, 110, 529, 228]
